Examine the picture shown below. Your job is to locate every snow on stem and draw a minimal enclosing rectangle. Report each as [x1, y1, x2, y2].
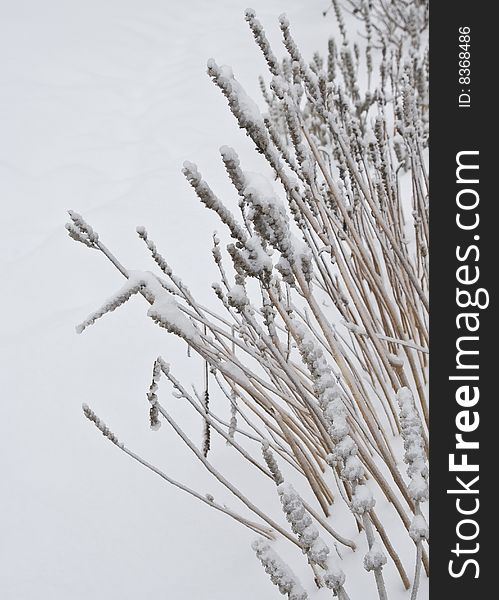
[71, 5, 429, 597]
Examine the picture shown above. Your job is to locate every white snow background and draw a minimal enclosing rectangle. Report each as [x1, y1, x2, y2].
[0, 2, 428, 599]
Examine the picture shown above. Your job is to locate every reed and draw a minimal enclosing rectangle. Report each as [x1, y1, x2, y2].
[71, 3, 429, 597]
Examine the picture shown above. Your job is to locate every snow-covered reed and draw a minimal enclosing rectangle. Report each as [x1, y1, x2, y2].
[70, 3, 428, 597]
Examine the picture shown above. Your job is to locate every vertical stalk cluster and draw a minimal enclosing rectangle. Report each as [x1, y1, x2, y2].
[71, 3, 429, 597]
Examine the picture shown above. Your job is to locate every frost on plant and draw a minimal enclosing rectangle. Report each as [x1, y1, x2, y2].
[70, 2, 429, 598]
[252, 537, 309, 600]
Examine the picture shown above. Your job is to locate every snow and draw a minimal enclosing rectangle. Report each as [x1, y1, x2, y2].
[409, 515, 429, 543]
[0, 2, 428, 599]
[217, 64, 265, 129]
[139, 271, 201, 342]
[242, 170, 297, 267]
[220, 360, 252, 387]
[364, 542, 388, 572]
[0, 3, 336, 598]
[75, 269, 201, 342]
[242, 234, 273, 275]
[76, 273, 144, 333]
[397, 386, 429, 502]
[252, 537, 309, 600]
[227, 284, 249, 309]
[351, 484, 376, 515]
[244, 170, 282, 204]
